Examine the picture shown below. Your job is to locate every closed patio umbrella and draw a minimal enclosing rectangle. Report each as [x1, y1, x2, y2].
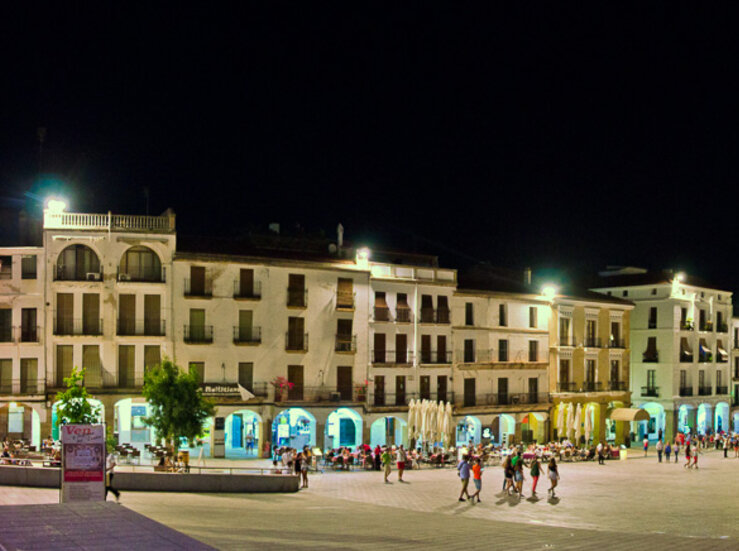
[443, 403, 453, 448]
[557, 403, 566, 439]
[584, 405, 593, 444]
[436, 402, 445, 445]
[574, 403, 582, 444]
[566, 402, 575, 441]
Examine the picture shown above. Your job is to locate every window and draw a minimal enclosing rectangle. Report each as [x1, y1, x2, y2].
[396, 293, 411, 322]
[464, 339, 475, 363]
[559, 317, 571, 345]
[395, 334, 408, 363]
[644, 337, 658, 362]
[437, 296, 450, 323]
[586, 319, 597, 346]
[21, 255, 36, 279]
[465, 303, 474, 326]
[395, 376, 406, 406]
[239, 362, 254, 391]
[287, 274, 306, 307]
[421, 335, 431, 363]
[144, 295, 162, 336]
[586, 360, 596, 383]
[651, 288, 657, 295]
[0, 359, 12, 392]
[337, 365, 352, 400]
[622, 290, 628, 297]
[56, 293, 73, 335]
[610, 321, 621, 345]
[289, 365, 305, 400]
[287, 317, 305, 350]
[82, 345, 102, 388]
[337, 278, 354, 309]
[648, 307, 657, 329]
[610, 360, 619, 382]
[118, 294, 136, 335]
[118, 345, 135, 388]
[528, 340, 538, 362]
[21, 308, 37, 342]
[237, 268, 256, 298]
[187, 266, 208, 296]
[82, 293, 100, 335]
[374, 292, 390, 321]
[680, 369, 687, 389]
[119, 246, 161, 281]
[499, 304, 507, 327]
[0, 309, 12, 342]
[421, 295, 434, 323]
[56, 245, 100, 281]
[336, 319, 353, 351]
[144, 345, 161, 374]
[559, 359, 570, 383]
[374, 375, 385, 406]
[437, 376, 448, 402]
[698, 369, 705, 389]
[529, 307, 537, 328]
[647, 369, 656, 389]
[373, 333, 386, 363]
[0, 256, 11, 279]
[56, 345, 73, 386]
[717, 370, 723, 388]
[419, 375, 431, 400]
[20, 358, 38, 394]
[498, 339, 508, 362]
[189, 362, 205, 382]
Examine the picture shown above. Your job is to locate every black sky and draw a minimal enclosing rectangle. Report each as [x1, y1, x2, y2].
[1, 5, 738, 291]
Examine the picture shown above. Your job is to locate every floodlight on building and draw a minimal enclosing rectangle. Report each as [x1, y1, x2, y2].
[541, 284, 558, 301]
[356, 247, 371, 269]
[45, 197, 67, 214]
[676, 272, 685, 282]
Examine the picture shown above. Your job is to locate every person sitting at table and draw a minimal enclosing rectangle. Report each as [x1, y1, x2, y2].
[342, 447, 352, 469]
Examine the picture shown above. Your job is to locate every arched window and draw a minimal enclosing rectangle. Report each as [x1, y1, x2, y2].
[119, 246, 162, 282]
[56, 245, 101, 281]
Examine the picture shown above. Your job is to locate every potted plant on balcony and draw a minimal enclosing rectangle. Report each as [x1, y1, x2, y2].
[270, 376, 294, 402]
[355, 379, 371, 402]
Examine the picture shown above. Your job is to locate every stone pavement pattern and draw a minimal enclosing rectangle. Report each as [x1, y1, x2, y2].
[2, 450, 738, 550]
[0, 502, 214, 551]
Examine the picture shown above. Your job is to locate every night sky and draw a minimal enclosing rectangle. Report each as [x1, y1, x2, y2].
[2, 6, 738, 292]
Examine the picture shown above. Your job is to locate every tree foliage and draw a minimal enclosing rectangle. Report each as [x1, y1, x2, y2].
[142, 359, 215, 450]
[54, 367, 101, 426]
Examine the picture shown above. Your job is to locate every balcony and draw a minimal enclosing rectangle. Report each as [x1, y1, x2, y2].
[698, 353, 713, 363]
[0, 326, 14, 343]
[680, 321, 695, 331]
[395, 308, 412, 323]
[285, 332, 309, 352]
[642, 352, 659, 363]
[275, 385, 367, 403]
[716, 385, 729, 395]
[679, 387, 693, 397]
[19, 326, 40, 343]
[117, 267, 166, 283]
[716, 322, 729, 333]
[371, 350, 414, 366]
[233, 280, 262, 300]
[44, 210, 175, 233]
[459, 392, 550, 408]
[184, 278, 213, 298]
[369, 392, 409, 407]
[419, 350, 452, 364]
[608, 380, 628, 391]
[582, 381, 603, 392]
[54, 267, 104, 282]
[183, 325, 213, 344]
[556, 382, 576, 392]
[53, 318, 103, 336]
[374, 307, 392, 322]
[641, 386, 660, 397]
[415, 391, 455, 404]
[584, 337, 602, 348]
[559, 337, 577, 347]
[698, 386, 713, 396]
[19, 380, 46, 395]
[608, 338, 626, 349]
[419, 308, 451, 324]
[117, 319, 166, 337]
[233, 326, 262, 345]
[699, 321, 713, 332]
[335, 335, 357, 353]
[679, 353, 693, 363]
[457, 350, 495, 363]
[287, 288, 307, 308]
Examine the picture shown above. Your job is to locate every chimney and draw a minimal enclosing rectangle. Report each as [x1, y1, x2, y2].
[337, 223, 344, 251]
[524, 267, 532, 285]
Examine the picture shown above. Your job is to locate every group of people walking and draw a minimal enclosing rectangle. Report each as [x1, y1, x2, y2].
[456, 450, 560, 503]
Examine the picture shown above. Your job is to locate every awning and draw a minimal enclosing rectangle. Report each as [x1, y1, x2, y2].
[609, 408, 650, 422]
[717, 340, 728, 360]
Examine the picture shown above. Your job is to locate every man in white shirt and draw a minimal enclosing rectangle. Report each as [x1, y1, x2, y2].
[105, 454, 120, 502]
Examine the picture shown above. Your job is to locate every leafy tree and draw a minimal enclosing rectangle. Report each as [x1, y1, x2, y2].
[142, 359, 215, 452]
[55, 367, 101, 426]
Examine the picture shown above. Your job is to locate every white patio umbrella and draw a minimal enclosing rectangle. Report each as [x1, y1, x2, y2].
[556, 403, 566, 439]
[426, 402, 437, 443]
[420, 400, 430, 442]
[574, 403, 582, 444]
[566, 402, 575, 441]
[584, 404, 593, 444]
[443, 403, 453, 448]
[435, 402, 444, 444]
[408, 399, 418, 439]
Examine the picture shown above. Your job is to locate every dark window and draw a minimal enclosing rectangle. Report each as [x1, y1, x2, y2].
[465, 303, 474, 326]
[464, 339, 475, 363]
[498, 339, 508, 362]
[499, 304, 507, 327]
[529, 307, 537, 328]
[528, 340, 538, 362]
[21, 255, 36, 279]
[648, 307, 657, 329]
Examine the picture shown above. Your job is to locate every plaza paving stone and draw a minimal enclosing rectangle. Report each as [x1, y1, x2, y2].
[2, 449, 738, 549]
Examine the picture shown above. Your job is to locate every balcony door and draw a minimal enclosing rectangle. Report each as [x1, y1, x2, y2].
[464, 378, 476, 407]
[528, 377, 538, 402]
[421, 335, 432, 363]
[374, 375, 385, 406]
[239, 268, 254, 297]
[288, 365, 304, 400]
[374, 333, 386, 363]
[437, 335, 447, 363]
[437, 375, 448, 403]
[337, 366, 352, 400]
[118, 345, 135, 388]
[144, 295, 161, 336]
[239, 310, 254, 341]
[420, 376, 430, 400]
[288, 317, 304, 350]
[498, 377, 509, 404]
[610, 360, 619, 383]
[395, 334, 407, 364]
[189, 309, 206, 340]
[56, 293, 73, 334]
[190, 266, 206, 295]
[119, 294, 136, 335]
[395, 376, 406, 405]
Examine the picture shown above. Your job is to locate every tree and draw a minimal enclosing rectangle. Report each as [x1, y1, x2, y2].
[55, 367, 101, 426]
[142, 359, 215, 452]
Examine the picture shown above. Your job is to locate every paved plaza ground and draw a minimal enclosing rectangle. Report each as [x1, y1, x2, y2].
[2, 449, 738, 549]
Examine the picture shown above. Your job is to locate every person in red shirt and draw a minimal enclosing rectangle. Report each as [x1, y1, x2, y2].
[470, 458, 483, 503]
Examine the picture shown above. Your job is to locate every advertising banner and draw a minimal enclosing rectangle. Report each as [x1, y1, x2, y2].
[60, 424, 106, 503]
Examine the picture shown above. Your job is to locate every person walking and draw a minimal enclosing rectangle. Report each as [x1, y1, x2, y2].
[656, 439, 663, 463]
[665, 441, 671, 462]
[691, 442, 699, 469]
[502, 455, 515, 495]
[397, 445, 407, 482]
[457, 454, 472, 502]
[673, 440, 679, 463]
[299, 452, 309, 488]
[470, 458, 483, 503]
[723, 436, 729, 459]
[684, 441, 692, 469]
[529, 455, 541, 495]
[514, 457, 525, 499]
[373, 445, 382, 471]
[643, 437, 649, 457]
[596, 441, 605, 465]
[105, 453, 120, 502]
[547, 457, 559, 498]
[381, 447, 392, 483]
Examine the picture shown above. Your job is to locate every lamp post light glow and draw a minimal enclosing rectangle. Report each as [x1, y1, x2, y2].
[45, 198, 67, 214]
[356, 247, 371, 269]
[541, 284, 558, 302]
